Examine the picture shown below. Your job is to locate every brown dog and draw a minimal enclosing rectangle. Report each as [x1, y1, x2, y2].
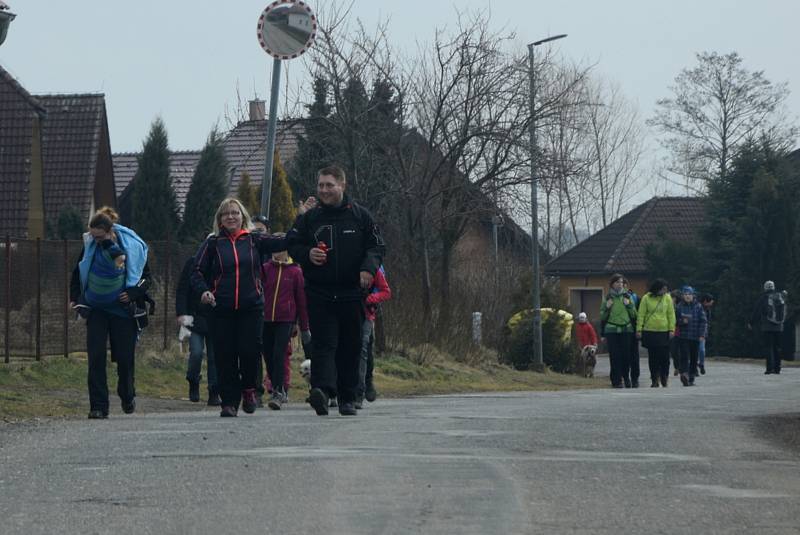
[579, 345, 598, 378]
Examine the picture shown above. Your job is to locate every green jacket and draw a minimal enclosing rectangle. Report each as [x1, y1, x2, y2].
[635, 292, 676, 333]
[600, 292, 637, 334]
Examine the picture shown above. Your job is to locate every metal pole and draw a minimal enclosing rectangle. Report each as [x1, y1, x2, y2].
[163, 239, 171, 351]
[63, 239, 69, 358]
[528, 43, 543, 370]
[259, 57, 282, 218]
[4, 235, 10, 363]
[35, 238, 41, 361]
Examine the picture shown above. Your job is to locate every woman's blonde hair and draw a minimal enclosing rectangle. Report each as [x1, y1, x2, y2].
[212, 197, 252, 234]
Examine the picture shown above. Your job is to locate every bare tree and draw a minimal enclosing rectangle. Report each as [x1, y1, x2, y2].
[649, 51, 798, 188]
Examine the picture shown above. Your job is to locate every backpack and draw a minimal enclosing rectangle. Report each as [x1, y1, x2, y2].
[765, 291, 786, 325]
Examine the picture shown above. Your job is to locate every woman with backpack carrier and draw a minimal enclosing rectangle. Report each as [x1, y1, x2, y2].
[191, 198, 287, 417]
[600, 274, 637, 388]
[69, 207, 151, 419]
[748, 280, 787, 375]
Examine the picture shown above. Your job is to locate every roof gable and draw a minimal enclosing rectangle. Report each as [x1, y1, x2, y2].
[545, 196, 706, 276]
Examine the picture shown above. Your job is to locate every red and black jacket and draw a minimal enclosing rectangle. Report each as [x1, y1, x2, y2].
[191, 229, 286, 311]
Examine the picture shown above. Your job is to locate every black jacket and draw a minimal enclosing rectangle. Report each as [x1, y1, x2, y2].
[287, 195, 384, 302]
[750, 290, 785, 333]
[176, 257, 213, 332]
[191, 230, 286, 311]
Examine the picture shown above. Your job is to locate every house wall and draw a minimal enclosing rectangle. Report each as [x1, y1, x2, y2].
[26, 117, 45, 239]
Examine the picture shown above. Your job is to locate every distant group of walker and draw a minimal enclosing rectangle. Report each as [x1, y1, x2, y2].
[70, 165, 390, 419]
[573, 274, 787, 389]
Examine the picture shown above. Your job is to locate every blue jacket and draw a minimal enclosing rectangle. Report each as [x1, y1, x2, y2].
[675, 300, 707, 341]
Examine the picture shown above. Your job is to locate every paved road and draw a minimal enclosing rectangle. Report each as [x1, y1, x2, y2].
[1, 358, 799, 534]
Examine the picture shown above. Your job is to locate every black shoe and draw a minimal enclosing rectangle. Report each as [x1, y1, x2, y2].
[775, 369, 781, 375]
[354, 396, 364, 410]
[651, 379, 659, 388]
[88, 409, 108, 419]
[631, 380, 639, 388]
[309, 388, 329, 416]
[660, 376, 668, 387]
[680, 373, 690, 386]
[339, 402, 357, 416]
[241, 389, 258, 414]
[612, 383, 623, 389]
[765, 370, 773, 375]
[207, 388, 222, 406]
[329, 398, 338, 408]
[623, 377, 632, 388]
[220, 405, 238, 417]
[365, 385, 377, 403]
[699, 364, 706, 375]
[188, 380, 200, 402]
[122, 399, 136, 414]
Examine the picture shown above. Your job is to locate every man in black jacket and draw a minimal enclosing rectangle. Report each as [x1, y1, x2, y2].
[287, 165, 384, 416]
[748, 280, 787, 375]
[175, 256, 220, 405]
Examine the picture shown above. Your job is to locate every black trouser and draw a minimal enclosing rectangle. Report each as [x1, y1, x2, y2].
[763, 331, 782, 372]
[647, 345, 671, 381]
[307, 295, 364, 404]
[627, 336, 640, 382]
[678, 338, 699, 377]
[86, 309, 138, 413]
[669, 336, 680, 371]
[211, 307, 263, 409]
[263, 321, 293, 393]
[605, 332, 631, 387]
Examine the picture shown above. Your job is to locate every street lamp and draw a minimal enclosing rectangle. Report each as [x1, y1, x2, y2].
[0, 1, 17, 47]
[528, 33, 566, 370]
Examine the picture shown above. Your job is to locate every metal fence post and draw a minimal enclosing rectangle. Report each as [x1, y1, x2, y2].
[35, 238, 41, 361]
[4, 234, 10, 363]
[63, 239, 69, 358]
[163, 238, 171, 351]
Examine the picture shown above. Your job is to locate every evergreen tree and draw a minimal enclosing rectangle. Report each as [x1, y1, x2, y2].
[52, 206, 85, 239]
[131, 117, 179, 241]
[291, 76, 335, 200]
[237, 171, 260, 217]
[179, 128, 228, 243]
[256, 150, 295, 232]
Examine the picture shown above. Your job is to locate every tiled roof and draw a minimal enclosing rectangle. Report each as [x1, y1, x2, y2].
[545, 196, 706, 276]
[114, 150, 201, 217]
[35, 93, 107, 223]
[0, 64, 46, 237]
[112, 119, 304, 217]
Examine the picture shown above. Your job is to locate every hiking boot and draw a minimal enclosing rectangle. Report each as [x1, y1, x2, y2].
[281, 389, 289, 403]
[338, 402, 357, 416]
[699, 364, 706, 375]
[309, 388, 329, 416]
[680, 373, 690, 386]
[220, 405, 238, 417]
[612, 383, 623, 389]
[631, 380, 639, 388]
[121, 399, 136, 414]
[207, 387, 222, 406]
[354, 396, 364, 410]
[88, 409, 108, 419]
[660, 375, 668, 387]
[329, 398, 338, 408]
[650, 379, 659, 388]
[365, 385, 377, 403]
[188, 380, 200, 403]
[623, 377, 632, 388]
[242, 389, 258, 414]
[267, 389, 284, 410]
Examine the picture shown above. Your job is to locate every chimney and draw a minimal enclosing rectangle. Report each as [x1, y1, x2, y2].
[249, 99, 266, 121]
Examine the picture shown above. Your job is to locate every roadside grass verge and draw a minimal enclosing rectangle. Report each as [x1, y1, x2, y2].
[0, 348, 604, 422]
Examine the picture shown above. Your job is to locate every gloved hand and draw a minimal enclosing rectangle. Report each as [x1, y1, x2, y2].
[301, 330, 312, 345]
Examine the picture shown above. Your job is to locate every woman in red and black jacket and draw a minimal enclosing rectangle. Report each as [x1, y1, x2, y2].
[191, 198, 286, 417]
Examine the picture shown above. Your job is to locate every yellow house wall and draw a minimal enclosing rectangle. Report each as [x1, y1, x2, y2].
[557, 275, 648, 308]
[26, 117, 45, 239]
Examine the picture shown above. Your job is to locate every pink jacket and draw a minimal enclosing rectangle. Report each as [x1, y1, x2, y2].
[261, 260, 309, 331]
[364, 268, 391, 322]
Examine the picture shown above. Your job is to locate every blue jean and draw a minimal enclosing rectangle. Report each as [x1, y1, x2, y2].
[698, 338, 706, 366]
[357, 319, 374, 397]
[187, 331, 217, 389]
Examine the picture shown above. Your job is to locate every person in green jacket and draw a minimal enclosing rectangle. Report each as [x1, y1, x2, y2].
[600, 273, 637, 388]
[635, 278, 676, 387]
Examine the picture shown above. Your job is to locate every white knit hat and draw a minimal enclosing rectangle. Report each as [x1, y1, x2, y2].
[578, 312, 587, 322]
[764, 280, 775, 291]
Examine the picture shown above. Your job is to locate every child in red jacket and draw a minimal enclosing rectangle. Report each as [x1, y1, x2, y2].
[261, 250, 310, 410]
[575, 312, 598, 348]
[357, 266, 392, 407]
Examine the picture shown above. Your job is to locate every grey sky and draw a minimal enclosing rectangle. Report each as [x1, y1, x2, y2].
[2, 0, 798, 157]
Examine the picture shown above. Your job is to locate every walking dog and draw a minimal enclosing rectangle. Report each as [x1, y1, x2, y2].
[579, 345, 598, 378]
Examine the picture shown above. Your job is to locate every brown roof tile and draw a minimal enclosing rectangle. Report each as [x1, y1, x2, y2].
[545, 197, 706, 276]
[0, 64, 45, 237]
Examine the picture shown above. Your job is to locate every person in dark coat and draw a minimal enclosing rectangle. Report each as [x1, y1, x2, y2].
[748, 280, 787, 375]
[69, 207, 151, 419]
[675, 286, 707, 386]
[191, 198, 287, 417]
[176, 256, 219, 405]
[287, 165, 385, 416]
